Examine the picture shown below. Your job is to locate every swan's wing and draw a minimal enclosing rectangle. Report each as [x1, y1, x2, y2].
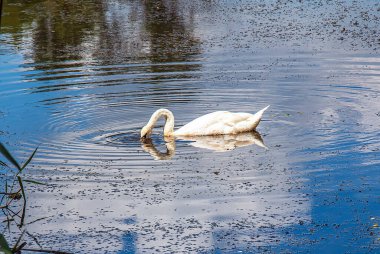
[174, 111, 253, 136]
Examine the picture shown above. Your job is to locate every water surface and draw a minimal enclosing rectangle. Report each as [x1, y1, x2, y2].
[1, 0, 380, 253]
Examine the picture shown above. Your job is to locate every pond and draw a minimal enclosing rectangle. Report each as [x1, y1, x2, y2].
[0, 0, 380, 253]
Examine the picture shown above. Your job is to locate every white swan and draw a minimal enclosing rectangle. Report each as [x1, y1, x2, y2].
[140, 106, 270, 138]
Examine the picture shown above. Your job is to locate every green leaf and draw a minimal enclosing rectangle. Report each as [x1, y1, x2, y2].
[23, 179, 47, 185]
[0, 142, 21, 171]
[0, 234, 12, 254]
[17, 176, 26, 201]
[20, 147, 38, 173]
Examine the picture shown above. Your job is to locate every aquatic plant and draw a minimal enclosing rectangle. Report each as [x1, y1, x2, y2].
[0, 231, 25, 254]
[0, 142, 70, 254]
[0, 143, 41, 226]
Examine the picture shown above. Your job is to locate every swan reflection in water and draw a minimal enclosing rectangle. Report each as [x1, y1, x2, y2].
[141, 136, 176, 160]
[141, 131, 267, 160]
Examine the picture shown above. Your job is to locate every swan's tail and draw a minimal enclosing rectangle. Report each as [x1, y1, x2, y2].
[260, 105, 270, 113]
[251, 105, 270, 130]
[255, 105, 270, 118]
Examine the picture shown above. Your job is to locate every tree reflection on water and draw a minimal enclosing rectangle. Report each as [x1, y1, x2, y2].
[1, 0, 201, 65]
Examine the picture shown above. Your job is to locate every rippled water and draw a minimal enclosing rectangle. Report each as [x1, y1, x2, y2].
[1, 0, 380, 253]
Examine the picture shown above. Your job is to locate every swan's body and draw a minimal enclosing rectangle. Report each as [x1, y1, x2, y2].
[141, 106, 269, 138]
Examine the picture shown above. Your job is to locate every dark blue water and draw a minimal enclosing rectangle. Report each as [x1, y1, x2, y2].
[1, 0, 380, 253]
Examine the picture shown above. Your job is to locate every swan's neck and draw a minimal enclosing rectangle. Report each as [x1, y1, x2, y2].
[145, 109, 175, 137]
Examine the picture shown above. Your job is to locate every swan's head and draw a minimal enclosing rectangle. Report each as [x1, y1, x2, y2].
[140, 125, 151, 138]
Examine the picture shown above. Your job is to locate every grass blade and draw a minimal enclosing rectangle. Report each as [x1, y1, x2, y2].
[0, 160, 7, 167]
[23, 179, 47, 185]
[14, 242, 27, 253]
[0, 234, 12, 254]
[12, 230, 25, 252]
[20, 147, 38, 173]
[0, 142, 21, 171]
[17, 176, 27, 227]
